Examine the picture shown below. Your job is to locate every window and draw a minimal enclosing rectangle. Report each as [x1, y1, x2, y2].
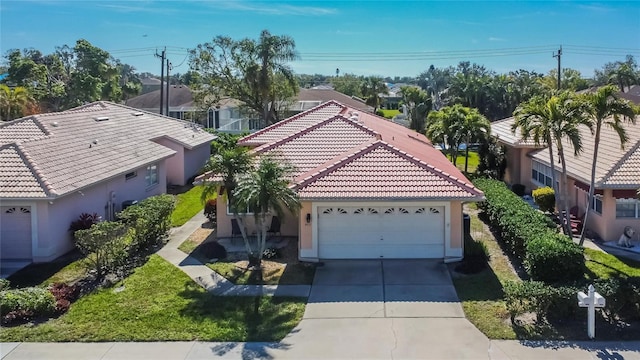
[145, 164, 158, 187]
[531, 160, 558, 190]
[616, 198, 640, 218]
[590, 195, 603, 215]
[125, 171, 137, 180]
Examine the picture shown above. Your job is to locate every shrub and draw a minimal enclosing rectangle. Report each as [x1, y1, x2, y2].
[0, 278, 10, 291]
[525, 234, 584, 283]
[0, 287, 56, 324]
[69, 213, 101, 233]
[473, 178, 585, 283]
[199, 241, 227, 260]
[375, 109, 384, 117]
[119, 194, 175, 251]
[74, 221, 129, 279]
[532, 187, 555, 213]
[263, 247, 280, 260]
[49, 283, 80, 314]
[511, 183, 525, 196]
[204, 199, 217, 222]
[456, 236, 489, 274]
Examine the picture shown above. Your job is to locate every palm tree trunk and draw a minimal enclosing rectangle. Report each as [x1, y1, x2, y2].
[464, 136, 470, 173]
[557, 144, 573, 236]
[547, 136, 564, 229]
[579, 125, 601, 245]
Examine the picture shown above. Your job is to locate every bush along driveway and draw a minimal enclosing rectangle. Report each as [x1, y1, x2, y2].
[451, 179, 640, 340]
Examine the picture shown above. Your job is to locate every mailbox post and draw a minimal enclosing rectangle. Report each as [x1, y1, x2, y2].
[577, 284, 605, 339]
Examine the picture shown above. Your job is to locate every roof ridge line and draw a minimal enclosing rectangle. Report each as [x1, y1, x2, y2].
[254, 115, 380, 154]
[238, 100, 346, 144]
[12, 143, 56, 196]
[598, 138, 640, 186]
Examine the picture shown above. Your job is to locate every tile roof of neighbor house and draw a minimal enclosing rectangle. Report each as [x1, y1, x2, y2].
[491, 117, 539, 147]
[233, 101, 482, 201]
[125, 85, 195, 110]
[295, 88, 373, 113]
[493, 114, 640, 189]
[0, 102, 215, 199]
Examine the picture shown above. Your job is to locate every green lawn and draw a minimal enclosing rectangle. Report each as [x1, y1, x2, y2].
[446, 151, 479, 173]
[379, 109, 400, 119]
[451, 209, 519, 339]
[0, 255, 306, 342]
[584, 248, 640, 279]
[171, 185, 205, 227]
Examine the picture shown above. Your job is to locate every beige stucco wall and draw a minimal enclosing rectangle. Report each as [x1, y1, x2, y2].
[503, 146, 536, 194]
[450, 201, 462, 249]
[299, 201, 313, 250]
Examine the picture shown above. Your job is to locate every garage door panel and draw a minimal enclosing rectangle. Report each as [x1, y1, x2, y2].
[318, 204, 445, 259]
[1, 206, 32, 260]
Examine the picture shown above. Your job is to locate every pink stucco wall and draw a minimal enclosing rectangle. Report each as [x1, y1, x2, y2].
[299, 201, 313, 250]
[183, 144, 211, 183]
[33, 161, 167, 262]
[215, 195, 298, 237]
[154, 138, 185, 186]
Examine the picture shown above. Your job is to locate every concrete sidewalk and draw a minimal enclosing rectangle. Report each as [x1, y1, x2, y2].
[3, 338, 640, 359]
[157, 213, 310, 297]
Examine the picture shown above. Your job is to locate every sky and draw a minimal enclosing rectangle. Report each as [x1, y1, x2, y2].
[1, 0, 639, 79]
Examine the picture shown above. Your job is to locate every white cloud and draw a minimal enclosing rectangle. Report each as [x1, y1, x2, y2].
[210, 1, 337, 16]
[488, 37, 507, 42]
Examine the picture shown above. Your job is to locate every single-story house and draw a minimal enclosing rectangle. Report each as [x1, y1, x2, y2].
[211, 100, 483, 262]
[0, 102, 214, 264]
[492, 110, 640, 241]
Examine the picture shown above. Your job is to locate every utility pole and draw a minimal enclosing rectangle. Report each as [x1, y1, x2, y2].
[165, 59, 172, 117]
[553, 46, 562, 90]
[155, 47, 166, 114]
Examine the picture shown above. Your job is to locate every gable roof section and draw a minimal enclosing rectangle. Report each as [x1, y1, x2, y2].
[295, 88, 373, 113]
[1, 101, 215, 198]
[254, 115, 379, 176]
[0, 116, 49, 146]
[294, 141, 482, 200]
[0, 144, 51, 198]
[529, 114, 640, 188]
[238, 100, 346, 146]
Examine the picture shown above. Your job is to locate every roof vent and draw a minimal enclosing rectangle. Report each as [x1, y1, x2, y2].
[95, 116, 109, 122]
[51, 122, 59, 127]
[132, 112, 144, 117]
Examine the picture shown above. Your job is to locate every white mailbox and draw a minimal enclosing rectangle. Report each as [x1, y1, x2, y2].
[577, 284, 606, 339]
[577, 291, 590, 307]
[594, 293, 606, 307]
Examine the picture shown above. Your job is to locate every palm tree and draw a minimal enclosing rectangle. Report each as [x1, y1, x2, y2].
[0, 85, 35, 121]
[513, 91, 590, 235]
[426, 104, 472, 166]
[234, 156, 300, 268]
[458, 108, 491, 172]
[361, 76, 388, 112]
[579, 85, 636, 245]
[200, 146, 253, 254]
[609, 63, 638, 92]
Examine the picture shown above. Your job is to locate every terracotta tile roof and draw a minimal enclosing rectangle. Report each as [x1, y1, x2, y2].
[0, 101, 215, 198]
[238, 101, 346, 146]
[294, 141, 483, 200]
[491, 117, 539, 147]
[254, 115, 379, 176]
[0, 144, 49, 198]
[526, 114, 640, 188]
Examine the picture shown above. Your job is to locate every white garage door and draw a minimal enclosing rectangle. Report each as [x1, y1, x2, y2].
[318, 205, 445, 259]
[1, 206, 33, 260]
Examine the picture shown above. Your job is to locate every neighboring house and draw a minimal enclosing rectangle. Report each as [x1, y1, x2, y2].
[210, 101, 483, 262]
[125, 86, 255, 132]
[492, 112, 640, 241]
[140, 77, 162, 95]
[290, 88, 373, 114]
[0, 102, 214, 264]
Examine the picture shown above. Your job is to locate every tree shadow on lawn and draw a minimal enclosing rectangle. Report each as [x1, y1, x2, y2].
[451, 256, 505, 302]
[177, 285, 304, 342]
[477, 210, 529, 279]
[7, 250, 84, 288]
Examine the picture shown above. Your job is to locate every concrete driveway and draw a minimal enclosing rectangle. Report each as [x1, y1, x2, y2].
[303, 259, 464, 319]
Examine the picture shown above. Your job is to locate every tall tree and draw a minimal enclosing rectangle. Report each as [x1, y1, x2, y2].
[400, 85, 431, 133]
[458, 108, 491, 172]
[417, 65, 452, 110]
[360, 76, 388, 112]
[0, 84, 36, 120]
[426, 104, 467, 165]
[189, 30, 299, 126]
[331, 73, 364, 97]
[579, 85, 636, 245]
[513, 92, 591, 235]
[234, 156, 300, 268]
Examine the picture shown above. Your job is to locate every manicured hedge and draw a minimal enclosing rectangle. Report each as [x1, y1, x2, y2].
[1, 287, 56, 324]
[505, 278, 640, 322]
[473, 178, 584, 283]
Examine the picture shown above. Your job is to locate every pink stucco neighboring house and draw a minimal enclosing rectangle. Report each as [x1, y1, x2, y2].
[492, 109, 640, 242]
[0, 101, 214, 265]
[206, 101, 483, 262]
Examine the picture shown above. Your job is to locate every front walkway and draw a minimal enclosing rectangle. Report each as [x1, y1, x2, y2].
[157, 212, 310, 297]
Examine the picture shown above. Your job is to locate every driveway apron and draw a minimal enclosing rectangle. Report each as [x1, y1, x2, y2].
[304, 259, 464, 319]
